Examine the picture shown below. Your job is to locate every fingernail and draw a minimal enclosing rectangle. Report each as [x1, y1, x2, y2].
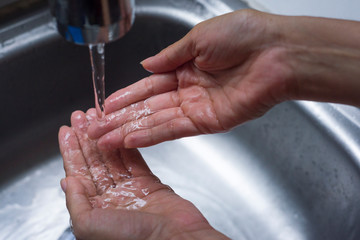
[140, 59, 154, 73]
[140, 56, 151, 65]
[60, 178, 67, 193]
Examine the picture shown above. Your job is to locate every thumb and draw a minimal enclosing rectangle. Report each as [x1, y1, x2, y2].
[64, 177, 93, 218]
[141, 33, 195, 73]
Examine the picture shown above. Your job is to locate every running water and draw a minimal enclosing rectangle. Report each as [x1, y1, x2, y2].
[89, 43, 106, 120]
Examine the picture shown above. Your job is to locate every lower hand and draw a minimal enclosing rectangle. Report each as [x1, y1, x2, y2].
[58, 110, 228, 240]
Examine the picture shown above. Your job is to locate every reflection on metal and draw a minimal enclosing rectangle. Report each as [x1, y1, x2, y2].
[298, 101, 360, 167]
[49, 0, 135, 45]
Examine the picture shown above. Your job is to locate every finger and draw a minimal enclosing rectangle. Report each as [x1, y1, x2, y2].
[88, 90, 180, 140]
[105, 73, 178, 114]
[98, 116, 199, 149]
[96, 107, 185, 150]
[141, 32, 195, 73]
[85, 109, 135, 182]
[85, 108, 97, 122]
[71, 111, 114, 194]
[88, 100, 153, 140]
[125, 118, 200, 148]
[58, 126, 91, 179]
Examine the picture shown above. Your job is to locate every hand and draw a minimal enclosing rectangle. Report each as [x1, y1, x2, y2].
[58, 110, 228, 240]
[88, 9, 292, 149]
[88, 9, 360, 150]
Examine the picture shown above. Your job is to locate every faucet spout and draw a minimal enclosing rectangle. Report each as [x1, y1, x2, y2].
[49, 0, 135, 45]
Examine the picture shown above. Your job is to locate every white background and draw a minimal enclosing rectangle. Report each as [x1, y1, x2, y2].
[244, 0, 360, 21]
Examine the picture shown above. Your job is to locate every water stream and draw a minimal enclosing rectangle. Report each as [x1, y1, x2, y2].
[89, 43, 106, 120]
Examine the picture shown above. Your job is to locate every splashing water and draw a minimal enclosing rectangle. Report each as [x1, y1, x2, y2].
[89, 43, 106, 120]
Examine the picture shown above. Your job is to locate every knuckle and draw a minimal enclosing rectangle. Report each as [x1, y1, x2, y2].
[145, 76, 156, 96]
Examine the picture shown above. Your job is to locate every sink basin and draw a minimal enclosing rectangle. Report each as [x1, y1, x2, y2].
[1, 0, 360, 239]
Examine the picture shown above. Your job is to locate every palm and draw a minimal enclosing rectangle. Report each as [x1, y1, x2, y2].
[59, 111, 216, 240]
[175, 51, 285, 132]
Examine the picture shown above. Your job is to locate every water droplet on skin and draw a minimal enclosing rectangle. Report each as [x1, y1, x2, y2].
[141, 188, 149, 196]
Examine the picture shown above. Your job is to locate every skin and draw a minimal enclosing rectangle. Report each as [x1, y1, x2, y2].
[86, 9, 360, 150]
[59, 110, 229, 240]
[59, 9, 360, 239]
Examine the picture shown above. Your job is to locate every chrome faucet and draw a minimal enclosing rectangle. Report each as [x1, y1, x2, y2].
[49, 0, 135, 45]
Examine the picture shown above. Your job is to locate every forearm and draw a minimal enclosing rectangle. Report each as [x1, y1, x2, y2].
[277, 15, 360, 106]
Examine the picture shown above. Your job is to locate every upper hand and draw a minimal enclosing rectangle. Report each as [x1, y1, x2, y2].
[88, 9, 292, 149]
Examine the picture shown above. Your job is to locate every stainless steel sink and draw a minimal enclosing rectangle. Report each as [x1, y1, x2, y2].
[1, 0, 360, 239]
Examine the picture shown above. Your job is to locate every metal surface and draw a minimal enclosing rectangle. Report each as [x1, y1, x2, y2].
[49, 0, 135, 45]
[0, 0, 360, 239]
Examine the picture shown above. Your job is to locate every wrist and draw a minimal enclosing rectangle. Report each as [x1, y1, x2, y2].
[160, 219, 229, 240]
[276, 15, 360, 106]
